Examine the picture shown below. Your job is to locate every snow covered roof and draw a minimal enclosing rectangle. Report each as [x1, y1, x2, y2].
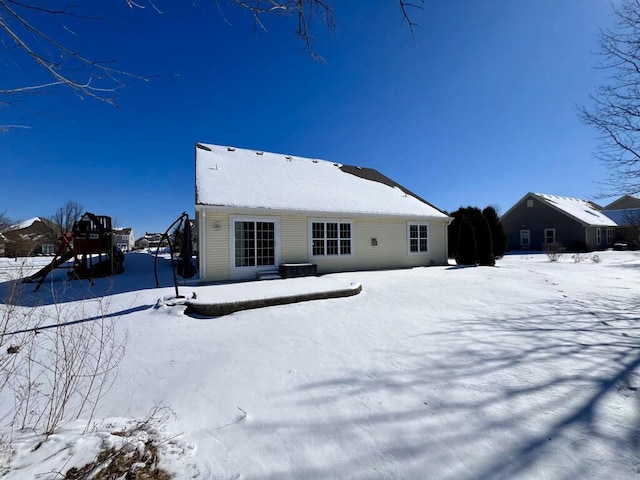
[195, 144, 448, 219]
[533, 193, 617, 227]
[5, 217, 43, 232]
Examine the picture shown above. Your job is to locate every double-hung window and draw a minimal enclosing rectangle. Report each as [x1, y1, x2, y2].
[408, 223, 429, 254]
[607, 228, 615, 246]
[544, 228, 556, 245]
[311, 221, 352, 256]
[520, 229, 530, 247]
[596, 228, 602, 246]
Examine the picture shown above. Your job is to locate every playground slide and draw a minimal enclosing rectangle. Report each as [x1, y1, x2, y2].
[23, 250, 74, 283]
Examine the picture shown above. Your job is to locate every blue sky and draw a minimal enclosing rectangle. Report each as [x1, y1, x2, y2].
[0, 0, 622, 236]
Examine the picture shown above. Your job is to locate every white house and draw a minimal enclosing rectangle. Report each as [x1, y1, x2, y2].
[113, 227, 135, 252]
[195, 143, 451, 282]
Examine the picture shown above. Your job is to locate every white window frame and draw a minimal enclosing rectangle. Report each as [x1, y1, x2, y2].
[607, 228, 615, 246]
[230, 216, 280, 272]
[309, 219, 354, 258]
[544, 228, 556, 245]
[596, 227, 602, 246]
[520, 229, 530, 247]
[407, 222, 429, 255]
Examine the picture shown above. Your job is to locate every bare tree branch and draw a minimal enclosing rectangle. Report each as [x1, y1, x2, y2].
[0, 1, 423, 111]
[580, 0, 640, 196]
[399, 0, 424, 42]
[0, 0, 152, 106]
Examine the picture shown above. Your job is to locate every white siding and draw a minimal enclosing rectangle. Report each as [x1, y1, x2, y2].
[200, 207, 449, 282]
[280, 215, 308, 263]
[309, 217, 447, 274]
[203, 212, 230, 282]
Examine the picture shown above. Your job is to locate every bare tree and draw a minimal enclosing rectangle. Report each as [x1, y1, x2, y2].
[0, 211, 13, 231]
[49, 200, 84, 235]
[579, 0, 640, 196]
[1, 1, 423, 109]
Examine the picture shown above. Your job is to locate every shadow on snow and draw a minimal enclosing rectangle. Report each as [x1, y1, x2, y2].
[242, 294, 640, 480]
[0, 253, 177, 308]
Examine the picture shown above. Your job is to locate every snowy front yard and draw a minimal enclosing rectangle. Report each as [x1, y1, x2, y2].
[1, 251, 639, 479]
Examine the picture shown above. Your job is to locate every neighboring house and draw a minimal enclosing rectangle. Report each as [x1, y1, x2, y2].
[195, 143, 451, 282]
[113, 227, 135, 252]
[134, 236, 150, 250]
[134, 232, 169, 250]
[1, 217, 58, 257]
[501, 193, 616, 252]
[601, 195, 640, 248]
[603, 194, 640, 210]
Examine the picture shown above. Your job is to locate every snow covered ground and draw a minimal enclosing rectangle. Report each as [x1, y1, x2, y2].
[1, 250, 639, 479]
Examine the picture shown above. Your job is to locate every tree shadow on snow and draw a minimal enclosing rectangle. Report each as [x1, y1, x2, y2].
[240, 294, 640, 480]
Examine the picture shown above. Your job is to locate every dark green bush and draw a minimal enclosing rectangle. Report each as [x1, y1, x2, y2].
[482, 206, 507, 258]
[449, 206, 500, 265]
[455, 216, 477, 266]
[476, 216, 495, 266]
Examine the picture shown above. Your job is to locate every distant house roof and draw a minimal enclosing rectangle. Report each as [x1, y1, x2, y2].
[195, 143, 448, 219]
[113, 227, 132, 234]
[533, 193, 616, 227]
[603, 194, 640, 210]
[502, 193, 617, 227]
[3, 217, 57, 235]
[4, 217, 48, 232]
[1, 217, 57, 253]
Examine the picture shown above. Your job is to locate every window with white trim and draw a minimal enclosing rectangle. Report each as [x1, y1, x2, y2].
[544, 228, 556, 245]
[408, 223, 429, 254]
[607, 228, 615, 245]
[520, 229, 530, 247]
[234, 220, 276, 267]
[596, 227, 602, 246]
[311, 221, 352, 256]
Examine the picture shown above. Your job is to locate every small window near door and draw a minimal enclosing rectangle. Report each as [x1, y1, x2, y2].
[520, 230, 530, 247]
[596, 228, 602, 246]
[544, 228, 556, 245]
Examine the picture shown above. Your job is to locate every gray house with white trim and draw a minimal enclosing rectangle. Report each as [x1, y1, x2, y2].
[501, 192, 616, 252]
[195, 144, 451, 282]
